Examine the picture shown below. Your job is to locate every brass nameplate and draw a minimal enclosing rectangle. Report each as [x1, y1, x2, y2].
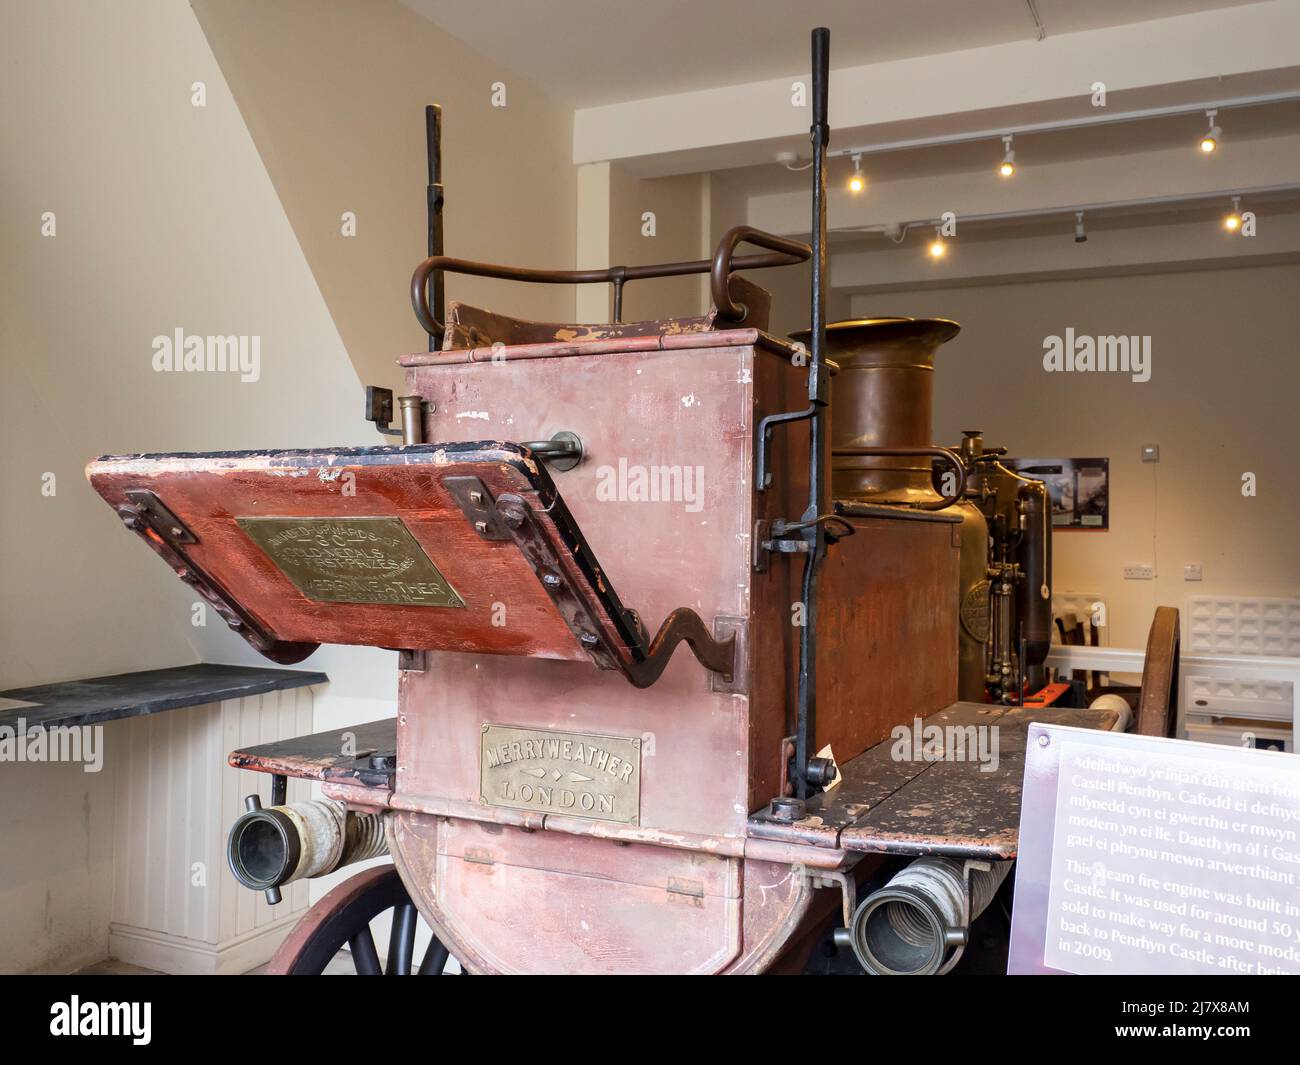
[237, 516, 464, 608]
[480, 724, 641, 825]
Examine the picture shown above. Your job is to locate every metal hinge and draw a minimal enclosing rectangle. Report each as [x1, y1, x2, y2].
[758, 514, 856, 559]
[124, 489, 196, 546]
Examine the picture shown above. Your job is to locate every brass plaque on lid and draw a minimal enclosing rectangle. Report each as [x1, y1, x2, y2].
[480, 724, 642, 825]
[237, 516, 464, 608]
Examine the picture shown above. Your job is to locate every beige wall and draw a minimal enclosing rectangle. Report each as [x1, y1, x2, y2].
[193, 0, 578, 392]
[850, 263, 1300, 647]
[1, 0, 363, 691]
[1, 0, 584, 973]
[577, 165, 834, 330]
[605, 167, 707, 323]
[0, 755, 115, 974]
[0, 0, 369, 972]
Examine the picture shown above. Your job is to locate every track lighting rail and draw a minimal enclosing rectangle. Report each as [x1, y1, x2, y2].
[826, 90, 1300, 161]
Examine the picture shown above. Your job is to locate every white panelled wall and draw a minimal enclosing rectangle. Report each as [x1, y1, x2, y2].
[107, 687, 318, 974]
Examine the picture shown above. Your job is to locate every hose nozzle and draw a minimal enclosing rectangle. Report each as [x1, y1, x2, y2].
[227, 797, 388, 905]
[835, 857, 1011, 975]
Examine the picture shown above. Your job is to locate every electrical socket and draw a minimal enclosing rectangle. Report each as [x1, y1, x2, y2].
[1123, 563, 1154, 580]
[1184, 563, 1203, 581]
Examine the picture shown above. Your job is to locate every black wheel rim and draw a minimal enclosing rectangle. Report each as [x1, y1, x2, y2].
[282, 866, 454, 975]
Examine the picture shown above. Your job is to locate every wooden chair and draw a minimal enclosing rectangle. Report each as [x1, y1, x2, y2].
[1054, 612, 1141, 709]
[1053, 613, 1090, 691]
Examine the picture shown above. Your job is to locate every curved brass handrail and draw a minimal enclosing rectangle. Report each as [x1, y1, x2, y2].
[708, 226, 810, 322]
[410, 225, 810, 338]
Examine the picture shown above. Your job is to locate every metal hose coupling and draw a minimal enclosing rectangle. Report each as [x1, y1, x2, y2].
[835, 857, 1012, 975]
[227, 797, 389, 903]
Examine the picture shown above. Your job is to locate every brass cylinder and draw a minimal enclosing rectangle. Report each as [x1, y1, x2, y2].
[791, 318, 960, 504]
[398, 395, 425, 445]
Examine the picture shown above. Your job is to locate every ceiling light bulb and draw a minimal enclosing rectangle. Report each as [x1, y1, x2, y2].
[848, 154, 865, 193]
[1074, 211, 1087, 243]
[998, 135, 1016, 177]
[1200, 110, 1220, 153]
[928, 229, 947, 259]
[1224, 195, 1242, 231]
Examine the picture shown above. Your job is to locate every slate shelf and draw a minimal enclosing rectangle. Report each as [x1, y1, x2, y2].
[748, 700, 1120, 860]
[229, 719, 397, 789]
[0, 663, 328, 732]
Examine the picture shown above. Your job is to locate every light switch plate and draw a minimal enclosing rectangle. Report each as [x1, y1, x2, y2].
[1141, 444, 1160, 463]
[1184, 563, 1203, 581]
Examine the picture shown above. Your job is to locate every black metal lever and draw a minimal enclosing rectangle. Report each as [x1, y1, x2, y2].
[520, 432, 583, 472]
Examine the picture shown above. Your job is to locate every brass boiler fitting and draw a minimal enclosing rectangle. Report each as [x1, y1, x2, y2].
[789, 319, 989, 701]
[398, 395, 426, 445]
[363, 387, 430, 445]
[961, 435, 1055, 696]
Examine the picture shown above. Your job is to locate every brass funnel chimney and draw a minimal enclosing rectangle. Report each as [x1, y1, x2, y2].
[793, 317, 961, 503]
[790, 316, 990, 703]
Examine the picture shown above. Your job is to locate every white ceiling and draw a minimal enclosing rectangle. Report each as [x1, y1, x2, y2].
[401, 0, 1268, 107]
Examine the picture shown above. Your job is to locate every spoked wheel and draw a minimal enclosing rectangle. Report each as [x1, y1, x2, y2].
[267, 864, 457, 975]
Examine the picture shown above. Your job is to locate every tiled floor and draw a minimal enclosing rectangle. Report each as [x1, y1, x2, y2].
[76, 950, 362, 976]
[74, 959, 164, 975]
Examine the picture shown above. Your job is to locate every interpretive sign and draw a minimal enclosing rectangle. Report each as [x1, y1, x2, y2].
[1009, 723, 1300, 974]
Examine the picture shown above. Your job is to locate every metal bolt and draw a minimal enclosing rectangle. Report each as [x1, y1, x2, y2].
[542, 573, 561, 588]
[806, 756, 838, 787]
[769, 796, 806, 823]
[579, 632, 598, 646]
[474, 520, 488, 534]
[469, 490, 484, 505]
[1037, 734, 1050, 747]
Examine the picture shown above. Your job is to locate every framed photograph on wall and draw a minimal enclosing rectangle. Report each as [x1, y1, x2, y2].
[1004, 457, 1109, 530]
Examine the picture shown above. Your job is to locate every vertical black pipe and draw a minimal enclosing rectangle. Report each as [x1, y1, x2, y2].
[795, 27, 832, 800]
[611, 267, 626, 323]
[425, 104, 445, 351]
